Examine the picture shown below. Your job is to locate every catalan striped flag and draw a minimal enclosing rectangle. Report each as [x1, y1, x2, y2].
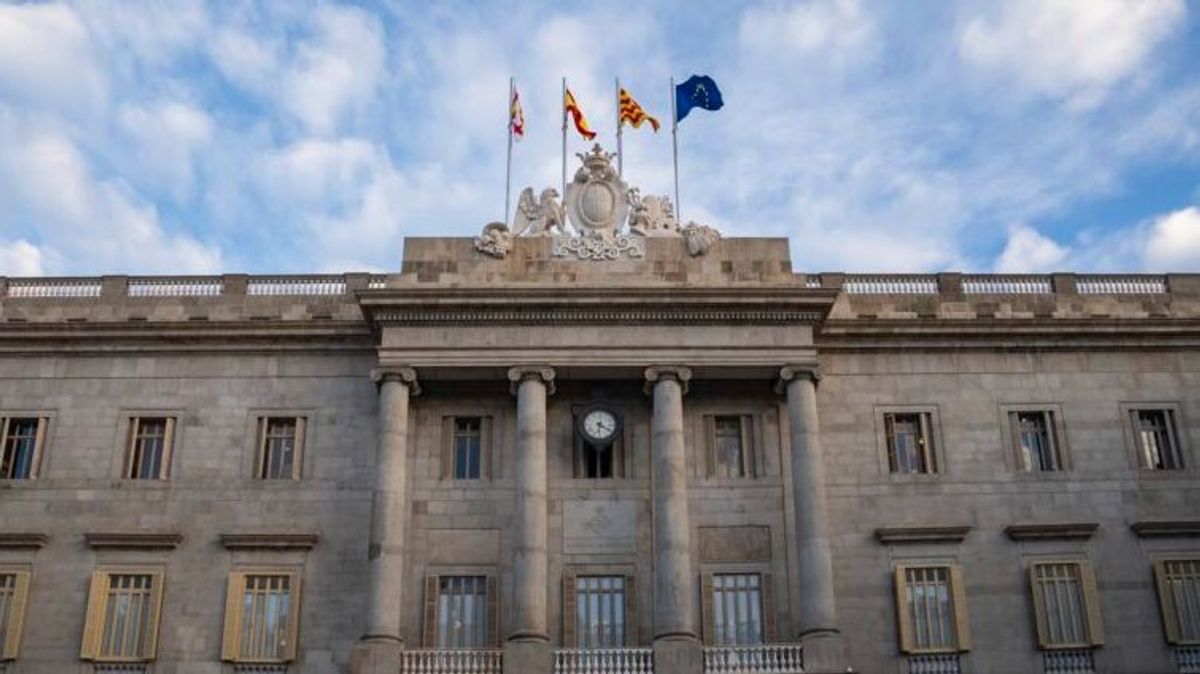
[564, 88, 597, 140]
[618, 88, 660, 132]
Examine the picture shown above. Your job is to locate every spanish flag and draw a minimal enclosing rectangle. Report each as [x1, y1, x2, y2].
[618, 88, 660, 132]
[564, 88, 597, 140]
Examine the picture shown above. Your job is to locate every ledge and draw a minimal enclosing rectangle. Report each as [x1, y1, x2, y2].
[219, 533, 319, 551]
[85, 532, 182, 549]
[875, 526, 972, 545]
[0, 532, 49, 549]
[1130, 521, 1200, 538]
[1004, 523, 1098, 541]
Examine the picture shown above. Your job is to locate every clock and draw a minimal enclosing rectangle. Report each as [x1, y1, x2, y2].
[577, 405, 620, 446]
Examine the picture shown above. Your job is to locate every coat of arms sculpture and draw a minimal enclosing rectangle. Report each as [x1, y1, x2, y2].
[473, 144, 720, 260]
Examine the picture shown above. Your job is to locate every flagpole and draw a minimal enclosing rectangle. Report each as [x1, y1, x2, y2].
[616, 77, 623, 178]
[670, 76, 680, 222]
[561, 77, 567, 199]
[505, 77, 514, 225]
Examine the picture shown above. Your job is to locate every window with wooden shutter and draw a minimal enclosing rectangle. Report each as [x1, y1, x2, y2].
[221, 570, 302, 663]
[894, 564, 970, 653]
[0, 418, 47, 480]
[257, 417, 305, 480]
[1028, 561, 1104, 649]
[442, 416, 493, 480]
[884, 413, 937, 474]
[425, 575, 495, 649]
[79, 570, 165, 662]
[1154, 559, 1200, 645]
[703, 573, 765, 646]
[0, 569, 31, 660]
[126, 417, 175, 480]
[704, 415, 755, 478]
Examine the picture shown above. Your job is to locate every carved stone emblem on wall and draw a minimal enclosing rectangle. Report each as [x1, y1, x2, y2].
[473, 143, 721, 260]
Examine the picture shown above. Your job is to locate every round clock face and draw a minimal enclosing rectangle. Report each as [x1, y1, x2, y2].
[581, 408, 618, 443]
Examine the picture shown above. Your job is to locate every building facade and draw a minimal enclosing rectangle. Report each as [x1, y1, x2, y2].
[0, 236, 1198, 674]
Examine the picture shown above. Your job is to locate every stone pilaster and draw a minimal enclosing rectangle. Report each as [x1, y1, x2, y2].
[504, 366, 555, 674]
[645, 366, 702, 674]
[351, 366, 419, 674]
[778, 365, 846, 673]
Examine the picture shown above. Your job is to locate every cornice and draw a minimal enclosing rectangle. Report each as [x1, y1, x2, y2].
[0, 319, 372, 354]
[219, 533, 319, 550]
[85, 532, 183, 549]
[368, 306, 823, 327]
[1004, 523, 1098, 541]
[1130, 520, 1200, 538]
[818, 318, 1200, 351]
[875, 526, 972, 545]
[0, 532, 49, 549]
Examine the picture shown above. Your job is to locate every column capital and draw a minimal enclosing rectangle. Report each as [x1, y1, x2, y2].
[507, 365, 556, 395]
[371, 366, 421, 396]
[776, 364, 821, 394]
[644, 365, 692, 396]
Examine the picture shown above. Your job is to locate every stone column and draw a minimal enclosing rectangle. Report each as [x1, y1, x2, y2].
[645, 366, 702, 674]
[504, 366, 555, 674]
[779, 366, 846, 673]
[352, 367, 419, 674]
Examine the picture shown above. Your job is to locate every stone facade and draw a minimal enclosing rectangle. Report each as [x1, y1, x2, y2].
[0, 239, 1197, 674]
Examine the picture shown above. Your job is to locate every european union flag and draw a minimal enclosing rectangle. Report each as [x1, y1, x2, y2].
[675, 74, 724, 123]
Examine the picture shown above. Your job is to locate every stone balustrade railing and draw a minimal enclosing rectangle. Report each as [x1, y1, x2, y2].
[842, 274, 939, 295]
[7, 277, 103, 298]
[962, 274, 1052, 295]
[805, 272, 1184, 296]
[1077, 274, 1167, 294]
[128, 276, 223, 297]
[0, 274, 384, 299]
[554, 648, 654, 674]
[398, 649, 503, 673]
[702, 644, 805, 673]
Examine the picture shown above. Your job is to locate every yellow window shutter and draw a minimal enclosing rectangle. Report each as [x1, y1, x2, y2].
[894, 566, 915, 653]
[422, 575, 439, 647]
[293, 417, 307, 480]
[562, 569, 578, 648]
[624, 574, 638, 647]
[80, 571, 109, 660]
[1080, 563, 1105, 646]
[761, 572, 777, 643]
[949, 564, 971, 651]
[2, 570, 31, 659]
[485, 574, 499, 648]
[141, 571, 165, 659]
[283, 571, 303, 661]
[1029, 565, 1050, 649]
[31, 418, 47, 478]
[161, 417, 176, 479]
[221, 572, 246, 661]
[700, 573, 715, 645]
[1153, 561, 1182, 644]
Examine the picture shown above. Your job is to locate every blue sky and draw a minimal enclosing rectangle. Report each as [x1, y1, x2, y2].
[0, 0, 1198, 275]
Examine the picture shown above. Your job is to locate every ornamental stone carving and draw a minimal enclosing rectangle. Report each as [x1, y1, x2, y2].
[474, 143, 720, 260]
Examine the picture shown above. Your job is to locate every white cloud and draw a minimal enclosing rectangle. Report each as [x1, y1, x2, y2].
[740, 0, 875, 63]
[0, 240, 44, 277]
[959, 0, 1185, 106]
[117, 100, 214, 201]
[283, 5, 385, 135]
[0, 3, 106, 113]
[994, 225, 1069, 272]
[1145, 207, 1200, 269]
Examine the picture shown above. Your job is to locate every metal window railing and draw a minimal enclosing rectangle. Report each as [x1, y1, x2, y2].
[1178, 645, 1200, 674]
[1042, 648, 1095, 673]
[908, 653, 962, 674]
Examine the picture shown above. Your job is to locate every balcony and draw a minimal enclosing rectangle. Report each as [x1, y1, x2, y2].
[703, 644, 805, 673]
[398, 649, 503, 673]
[554, 648, 653, 673]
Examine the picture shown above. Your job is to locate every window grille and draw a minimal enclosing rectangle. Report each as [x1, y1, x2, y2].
[1134, 410, 1184, 470]
[438, 576, 489, 649]
[711, 574, 763, 646]
[127, 418, 173, 480]
[886, 413, 937, 474]
[1014, 412, 1065, 472]
[454, 418, 482, 480]
[575, 576, 626, 649]
[1, 418, 44, 479]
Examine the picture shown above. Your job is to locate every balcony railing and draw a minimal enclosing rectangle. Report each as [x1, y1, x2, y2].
[233, 665, 289, 673]
[398, 649, 502, 673]
[554, 648, 653, 673]
[1177, 645, 1200, 674]
[1042, 648, 1095, 673]
[702, 644, 804, 673]
[907, 652, 962, 674]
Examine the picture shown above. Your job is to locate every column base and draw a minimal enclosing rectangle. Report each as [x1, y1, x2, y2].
[349, 639, 403, 674]
[653, 635, 703, 674]
[503, 637, 552, 674]
[800, 630, 848, 673]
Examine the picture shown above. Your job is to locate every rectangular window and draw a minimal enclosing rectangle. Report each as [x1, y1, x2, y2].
[713, 416, 746, 478]
[1029, 562, 1104, 649]
[453, 417, 482, 480]
[257, 417, 305, 480]
[80, 571, 164, 662]
[1133, 409, 1184, 471]
[1012, 411, 1066, 472]
[885, 413, 937, 474]
[437, 576, 488, 649]
[894, 565, 970, 653]
[1154, 559, 1200, 644]
[711, 574, 764, 646]
[1, 418, 46, 480]
[0, 570, 31, 660]
[221, 570, 301, 663]
[126, 417, 174, 480]
[575, 576, 626, 649]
